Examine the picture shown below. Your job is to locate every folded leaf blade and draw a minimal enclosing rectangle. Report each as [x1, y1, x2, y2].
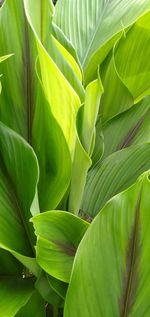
[114, 12, 150, 103]
[32, 211, 89, 282]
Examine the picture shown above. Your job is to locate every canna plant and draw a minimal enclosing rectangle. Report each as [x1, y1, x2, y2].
[0, 0, 150, 316]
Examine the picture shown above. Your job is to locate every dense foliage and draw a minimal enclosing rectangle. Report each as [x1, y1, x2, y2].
[0, 0, 150, 316]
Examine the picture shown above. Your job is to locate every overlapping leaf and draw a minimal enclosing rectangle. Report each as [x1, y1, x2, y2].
[114, 12, 150, 103]
[82, 143, 150, 217]
[0, 278, 34, 317]
[35, 271, 63, 306]
[0, 122, 39, 257]
[68, 78, 103, 213]
[24, 0, 81, 157]
[102, 96, 150, 159]
[65, 173, 150, 317]
[16, 290, 45, 317]
[93, 96, 150, 166]
[99, 52, 133, 123]
[32, 211, 89, 282]
[0, 0, 72, 210]
[54, 0, 150, 83]
[0, 248, 35, 317]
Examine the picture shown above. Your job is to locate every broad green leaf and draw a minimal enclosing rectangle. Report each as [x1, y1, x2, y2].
[92, 96, 150, 166]
[65, 173, 150, 317]
[0, 0, 30, 138]
[114, 12, 150, 103]
[16, 290, 46, 317]
[23, 0, 84, 101]
[32, 211, 89, 283]
[82, 143, 150, 217]
[54, 0, 150, 83]
[32, 90, 72, 211]
[25, 0, 103, 214]
[102, 96, 150, 160]
[24, 0, 81, 157]
[0, 0, 72, 210]
[0, 278, 34, 317]
[0, 122, 39, 257]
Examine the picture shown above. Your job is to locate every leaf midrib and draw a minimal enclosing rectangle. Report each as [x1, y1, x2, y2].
[120, 193, 141, 317]
[81, 0, 110, 68]
[116, 108, 150, 150]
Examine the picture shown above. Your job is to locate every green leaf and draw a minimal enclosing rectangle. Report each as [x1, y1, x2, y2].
[16, 290, 46, 317]
[32, 91, 72, 211]
[81, 78, 104, 153]
[51, 34, 82, 82]
[0, 54, 13, 63]
[31, 211, 89, 283]
[47, 275, 68, 300]
[12, 253, 40, 278]
[0, 0, 30, 138]
[52, 22, 81, 66]
[0, 54, 13, 93]
[102, 96, 150, 160]
[54, 0, 150, 83]
[93, 96, 150, 167]
[115, 12, 150, 103]
[35, 271, 63, 306]
[0, 249, 23, 277]
[68, 77, 103, 213]
[99, 51, 133, 123]
[25, 0, 104, 214]
[0, 0, 72, 210]
[0, 239, 39, 294]
[0, 278, 34, 317]
[0, 249, 35, 317]
[24, 0, 84, 101]
[65, 172, 150, 317]
[0, 122, 39, 257]
[24, 0, 81, 158]
[82, 143, 150, 217]
[68, 135, 91, 214]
